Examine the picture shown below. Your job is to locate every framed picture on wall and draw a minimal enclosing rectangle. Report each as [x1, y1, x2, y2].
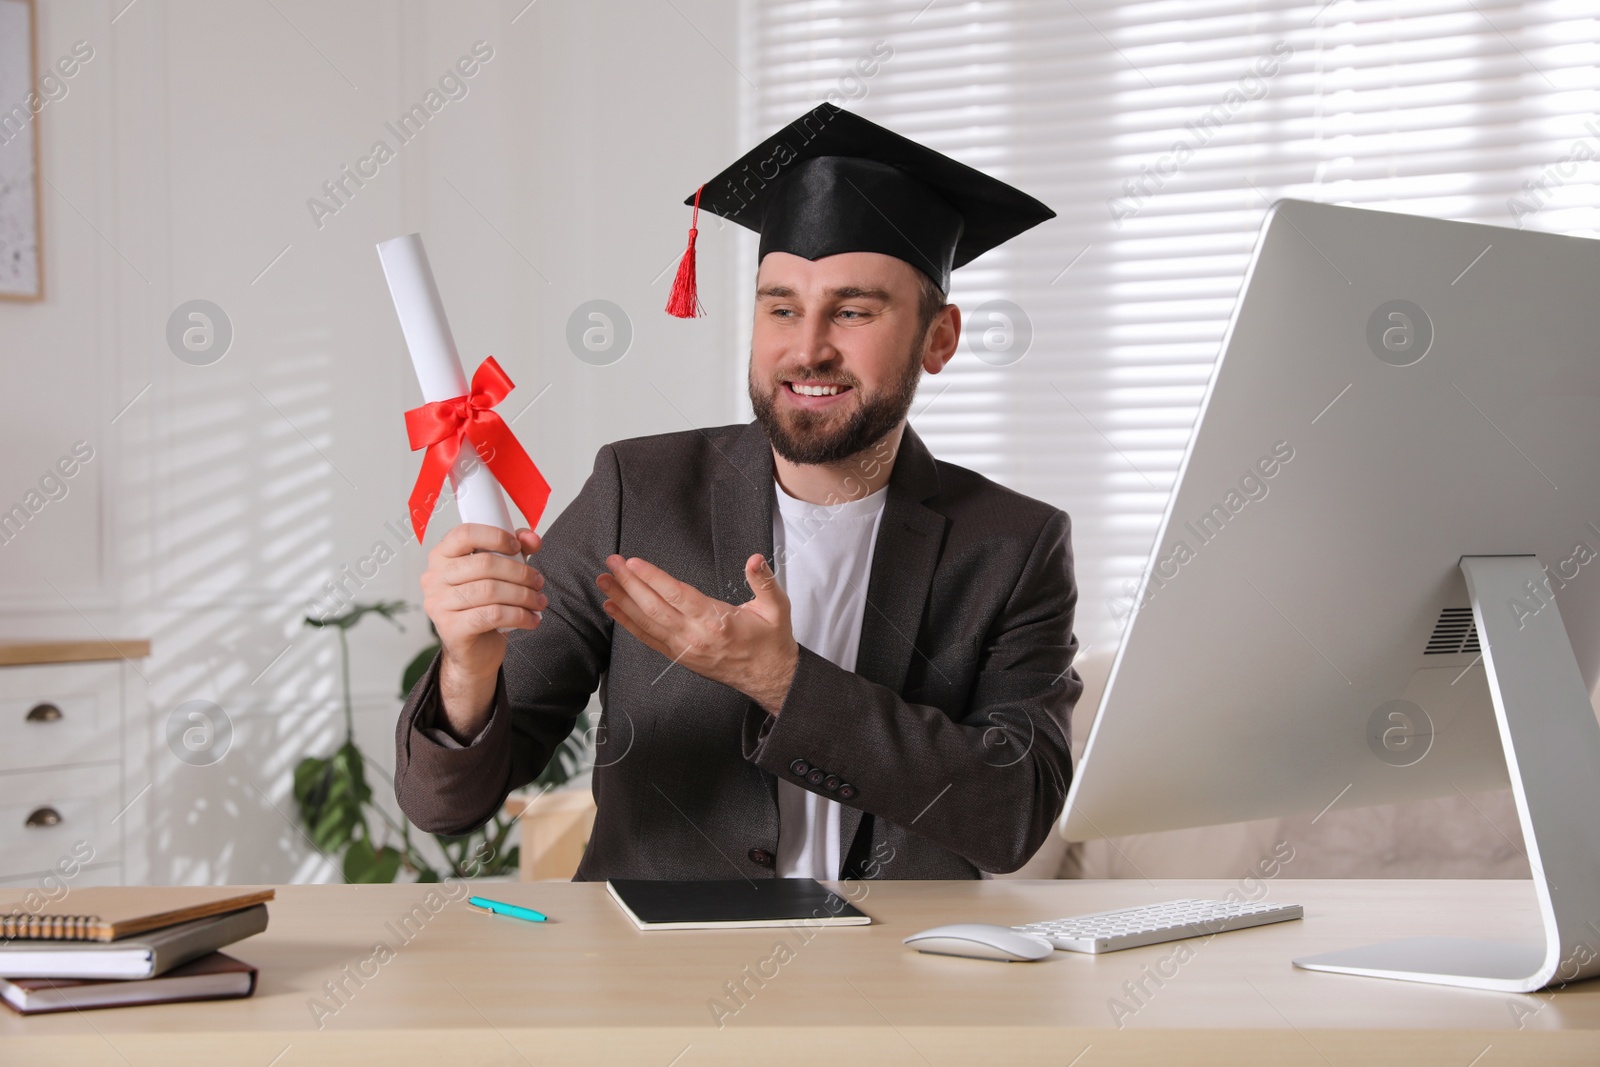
[0, 0, 41, 301]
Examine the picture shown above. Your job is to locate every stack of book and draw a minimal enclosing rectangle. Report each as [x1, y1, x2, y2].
[0, 887, 273, 1015]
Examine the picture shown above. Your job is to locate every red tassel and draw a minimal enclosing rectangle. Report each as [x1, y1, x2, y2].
[665, 185, 705, 318]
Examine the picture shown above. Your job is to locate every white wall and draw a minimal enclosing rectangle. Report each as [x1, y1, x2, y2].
[0, 0, 746, 883]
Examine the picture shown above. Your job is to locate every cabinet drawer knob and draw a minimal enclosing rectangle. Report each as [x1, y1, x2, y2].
[25, 703, 63, 723]
[25, 806, 62, 829]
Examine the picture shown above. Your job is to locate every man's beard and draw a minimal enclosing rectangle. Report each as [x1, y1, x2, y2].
[749, 342, 924, 467]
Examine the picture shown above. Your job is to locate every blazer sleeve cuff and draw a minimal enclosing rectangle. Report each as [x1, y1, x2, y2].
[741, 644, 858, 789]
[416, 696, 496, 750]
[395, 653, 514, 834]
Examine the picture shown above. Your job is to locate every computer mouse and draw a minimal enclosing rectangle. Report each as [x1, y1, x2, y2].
[903, 923, 1055, 962]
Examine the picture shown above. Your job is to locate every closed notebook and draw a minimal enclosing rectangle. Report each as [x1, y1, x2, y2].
[0, 952, 257, 1015]
[0, 887, 274, 942]
[607, 878, 871, 931]
[0, 904, 268, 980]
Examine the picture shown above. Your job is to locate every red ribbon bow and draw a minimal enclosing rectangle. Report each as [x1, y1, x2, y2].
[404, 356, 550, 544]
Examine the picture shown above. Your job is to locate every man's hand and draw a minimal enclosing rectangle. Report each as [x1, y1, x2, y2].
[596, 552, 799, 715]
[420, 523, 547, 742]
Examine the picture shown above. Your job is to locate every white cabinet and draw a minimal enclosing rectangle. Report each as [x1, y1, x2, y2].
[0, 663, 121, 774]
[0, 644, 148, 889]
[0, 766, 123, 878]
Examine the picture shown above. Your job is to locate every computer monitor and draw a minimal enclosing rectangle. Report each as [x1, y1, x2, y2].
[1059, 199, 1600, 993]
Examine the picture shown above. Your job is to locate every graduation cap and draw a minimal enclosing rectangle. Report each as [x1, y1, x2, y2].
[665, 102, 1055, 317]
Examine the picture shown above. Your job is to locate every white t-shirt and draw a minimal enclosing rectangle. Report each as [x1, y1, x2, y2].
[770, 478, 889, 879]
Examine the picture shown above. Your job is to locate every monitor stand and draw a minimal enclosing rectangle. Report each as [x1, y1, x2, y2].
[1293, 555, 1600, 993]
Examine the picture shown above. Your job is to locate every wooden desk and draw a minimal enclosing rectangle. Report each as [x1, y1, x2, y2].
[5, 880, 1598, 1065]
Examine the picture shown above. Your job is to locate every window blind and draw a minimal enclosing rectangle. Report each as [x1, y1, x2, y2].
[741, 0, 1600, 656]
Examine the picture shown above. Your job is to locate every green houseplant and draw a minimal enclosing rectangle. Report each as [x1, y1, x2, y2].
[292, 600, 589, 883]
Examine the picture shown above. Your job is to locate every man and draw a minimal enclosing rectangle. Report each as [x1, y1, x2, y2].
[394, 103, 1083, 880]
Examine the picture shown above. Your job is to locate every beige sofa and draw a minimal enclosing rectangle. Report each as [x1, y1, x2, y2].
[1003, 647, 1532, 881]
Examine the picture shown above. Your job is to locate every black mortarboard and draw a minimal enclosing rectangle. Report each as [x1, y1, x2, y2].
[664, 103, 1055, 317]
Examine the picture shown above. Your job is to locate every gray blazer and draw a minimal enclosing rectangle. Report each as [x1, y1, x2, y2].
[393, 420, 1083, 880]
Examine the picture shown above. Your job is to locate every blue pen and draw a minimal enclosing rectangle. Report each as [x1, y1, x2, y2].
[469, 895, 548, 923]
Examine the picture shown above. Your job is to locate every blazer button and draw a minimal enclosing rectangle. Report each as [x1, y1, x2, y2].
[823, 775, 841, 792]
[837, 783, 857, 800]
[748, 848, 775, 868]
[806, 768, 825, 786]
[789, 758, 810, 776]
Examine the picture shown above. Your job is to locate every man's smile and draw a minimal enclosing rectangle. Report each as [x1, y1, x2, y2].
[782, 379, 854, 408]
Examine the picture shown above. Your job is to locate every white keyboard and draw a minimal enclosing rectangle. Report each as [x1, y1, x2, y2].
[1014, 898, 1303, 954]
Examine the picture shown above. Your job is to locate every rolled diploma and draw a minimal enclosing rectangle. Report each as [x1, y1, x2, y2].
[378, 234, 533, 629]
[377, 233, 515, 538]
